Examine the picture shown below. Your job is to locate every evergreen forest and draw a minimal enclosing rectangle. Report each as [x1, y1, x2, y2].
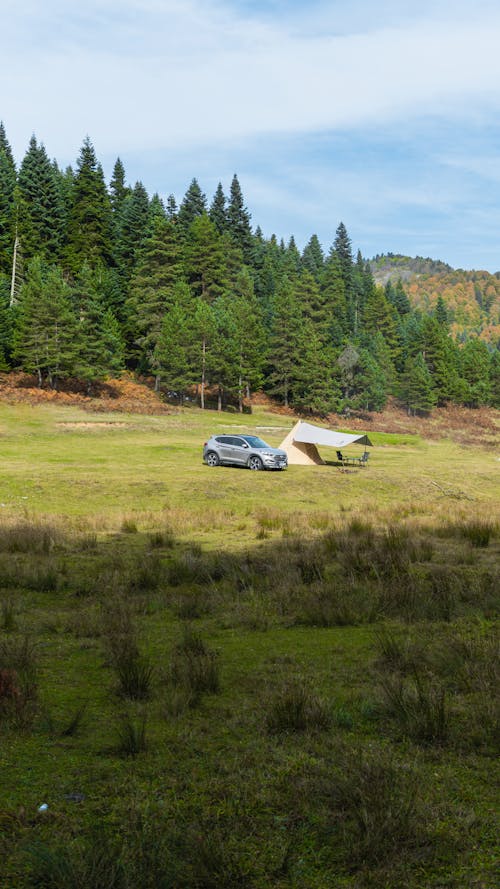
[1, 125, 499, 415]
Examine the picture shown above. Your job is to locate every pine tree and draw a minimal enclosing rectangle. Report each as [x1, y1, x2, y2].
[13, 258, 79, 387]
[350, 349, 388, 412]
[398, 353, 437, 415]
[362, 286, 400, 361]
[109, 158, 130, 214]
[460, 338, 492, 406]
[224, 268, 267, 410]
[154, 282, 193, 403]
[333, 222, 353, 292]
[114, 181, 150, 278]
[435, 295, 449, 326]
[17, 135, 64, 261]
[209, 182, 227, 234]
[126, 216, 185, 380]
[0, 122, 17, 275]
[301, 234, 324, 280]
[295, 321, 340, 414]
[321, 250, 348, 343]
[190, 298, 217, 409]
[65, 138, 113, 272]
[72, 262, 124, 388]
[184, 214, 227, 303]
[166, 194, 178, 221]
[267, 277, 303, 407]
[178, 179, 207, 233]
[227, 174, 252, 260]
[386, 278, 411, 316]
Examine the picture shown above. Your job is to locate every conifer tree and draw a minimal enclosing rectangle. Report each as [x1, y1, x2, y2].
[398, 353, 437, 415]
[321, 250, 348, 344]
[295, 320, 339, 414]
[267, 277, 303, 407]
[362, 286, 400, 360]
[460, 338, 492, 406]
[386, 278, 411, 315]
[301, 234, 324, 280]
[17, 135, 64, 261]
[72, 262, 124, 387]
[350, 348, 388, 412]
[184, 214, 227, 303]
[65, 138, 113, 272]
[209, 182, 227, 234]
[227, 174, 252, 260]
[154, 282, 194, 403]
[332, 221, 353, 295]
[126, 216, 185, 380]
[178, 178, 207, 233]
[114, 181, 150, 278]
[109, 158, 130, 214]
[191, 298, 217, 409]
[166, 194, 178, 221]
[224, 268, 267, 410]
[0, 122, 17, 275]
[13, 258, 79, 387]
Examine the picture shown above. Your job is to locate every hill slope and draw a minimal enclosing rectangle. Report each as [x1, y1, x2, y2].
[369, 254, 500, 344]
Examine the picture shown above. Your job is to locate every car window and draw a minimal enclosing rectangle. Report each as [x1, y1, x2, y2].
[215, 436, 231, 444]
[232, 437, 247, 447]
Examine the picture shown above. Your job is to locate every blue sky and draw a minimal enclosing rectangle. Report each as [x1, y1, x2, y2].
[2, 0, 500, 270]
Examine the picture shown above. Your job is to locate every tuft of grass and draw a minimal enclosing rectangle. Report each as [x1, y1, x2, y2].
[120, 518, 138, 534]
[377, 670, 449, 744]
[27, 836, 127, 888]
[0, 521, 63, 554]
[115, 709, 148, 757]
[460, 519, 496, 548]
[321, 747, 424, 866]
[169, 626, 220, 703]
[266, 676, 331, 734]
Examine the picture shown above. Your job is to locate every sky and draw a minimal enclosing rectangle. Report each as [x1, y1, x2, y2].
[2, 0, 500, 271]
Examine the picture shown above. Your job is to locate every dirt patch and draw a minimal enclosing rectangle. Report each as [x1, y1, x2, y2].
[0, 373, 172, 415]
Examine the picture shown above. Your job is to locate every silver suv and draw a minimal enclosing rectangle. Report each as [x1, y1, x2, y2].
[203, 434, 288, 471]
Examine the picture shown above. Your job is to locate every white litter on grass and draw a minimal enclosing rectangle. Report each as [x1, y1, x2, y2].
[37, 803, 48, 812]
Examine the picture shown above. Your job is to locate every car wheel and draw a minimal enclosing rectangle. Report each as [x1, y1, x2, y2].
[248, 455, 263, 471]
[205, 451, 220, 467]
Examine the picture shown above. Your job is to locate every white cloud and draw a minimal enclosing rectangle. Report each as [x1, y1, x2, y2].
[2, 0, 500, 160]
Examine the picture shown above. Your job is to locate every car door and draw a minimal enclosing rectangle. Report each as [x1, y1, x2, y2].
[229, 436, 250, 465]
[215, 436, 235, 464]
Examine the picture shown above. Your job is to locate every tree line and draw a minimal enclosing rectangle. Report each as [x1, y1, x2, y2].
[0, 124, 498, 414]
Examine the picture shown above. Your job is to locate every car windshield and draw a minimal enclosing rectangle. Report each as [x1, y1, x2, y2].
[240, 436, 271, 449]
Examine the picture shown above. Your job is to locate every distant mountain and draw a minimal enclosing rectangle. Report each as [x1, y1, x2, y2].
[368, 254, 500, 345]
[369, 253, 454, 284]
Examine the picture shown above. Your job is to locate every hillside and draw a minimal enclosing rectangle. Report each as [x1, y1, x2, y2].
[369, 254, 500, 344]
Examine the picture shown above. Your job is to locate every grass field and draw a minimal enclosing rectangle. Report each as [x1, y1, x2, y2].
[0, 401, 498, 888]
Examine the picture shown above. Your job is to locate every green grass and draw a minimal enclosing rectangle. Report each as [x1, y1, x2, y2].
[0, 401, 498, 888]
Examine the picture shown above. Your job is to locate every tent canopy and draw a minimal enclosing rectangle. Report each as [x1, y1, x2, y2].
[279, 421, 372, 465]
[292, 421, 372, 449]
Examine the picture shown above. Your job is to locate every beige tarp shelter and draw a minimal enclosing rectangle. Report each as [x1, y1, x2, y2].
[279, 421, 373, 465]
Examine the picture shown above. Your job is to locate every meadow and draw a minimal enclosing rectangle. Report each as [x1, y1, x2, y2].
[0, 401, 498, 888]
